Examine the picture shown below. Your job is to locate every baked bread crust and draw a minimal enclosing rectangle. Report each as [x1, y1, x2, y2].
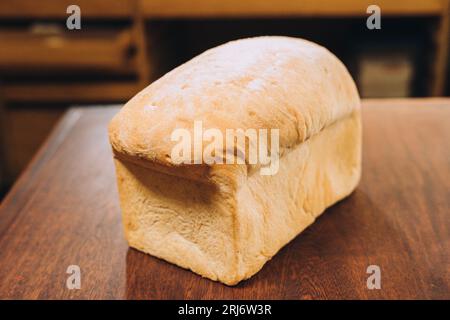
[109, 36, 362, 285]
[109, 36, 360, 181]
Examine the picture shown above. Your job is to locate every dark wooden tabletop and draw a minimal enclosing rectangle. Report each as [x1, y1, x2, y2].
[0, 98, 449, 300]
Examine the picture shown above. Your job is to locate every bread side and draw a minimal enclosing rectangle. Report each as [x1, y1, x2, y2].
[235, 112, 361, 280]
[114, 159, 241, 284]
[114, 111, 361, 285]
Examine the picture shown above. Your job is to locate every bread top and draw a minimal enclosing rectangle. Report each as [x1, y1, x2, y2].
[109, 36, 360, 181]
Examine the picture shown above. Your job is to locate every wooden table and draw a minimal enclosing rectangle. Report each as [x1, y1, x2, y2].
[0, 98, 449, 299]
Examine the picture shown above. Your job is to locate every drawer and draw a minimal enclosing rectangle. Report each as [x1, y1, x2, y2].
[0, 27, 135, 73]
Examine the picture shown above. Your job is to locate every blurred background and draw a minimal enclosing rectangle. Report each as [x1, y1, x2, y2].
[0, 0, 449, 197]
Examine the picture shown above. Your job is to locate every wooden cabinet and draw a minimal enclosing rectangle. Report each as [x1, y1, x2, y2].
[0, 0, 150, 191]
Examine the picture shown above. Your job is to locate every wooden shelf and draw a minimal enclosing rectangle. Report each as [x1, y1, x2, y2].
[0, 0, 134, 19]
[0, 29, 133, 72]
[0, 0, 446, 19]
[2, 82, 142, 103]
[0, 0, 447, 100]
[141, 0, 446, 18]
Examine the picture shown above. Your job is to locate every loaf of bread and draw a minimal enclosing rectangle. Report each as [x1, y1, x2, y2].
[109, 36, 361, 285]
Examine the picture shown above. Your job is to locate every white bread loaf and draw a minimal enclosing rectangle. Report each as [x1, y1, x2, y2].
[109, 36, 362, 285]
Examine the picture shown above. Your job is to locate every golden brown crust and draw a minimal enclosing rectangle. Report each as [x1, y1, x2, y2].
[108, 36, 360, 181]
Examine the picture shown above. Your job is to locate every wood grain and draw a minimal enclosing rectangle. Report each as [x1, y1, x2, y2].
[0, 99, 449, 299]
[0, 0, 134, 18]
[1, 82, 140, 103]
[141, 0, 445, 18]
[0, 0, 444, 19]
[0, 30, 133, 72]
